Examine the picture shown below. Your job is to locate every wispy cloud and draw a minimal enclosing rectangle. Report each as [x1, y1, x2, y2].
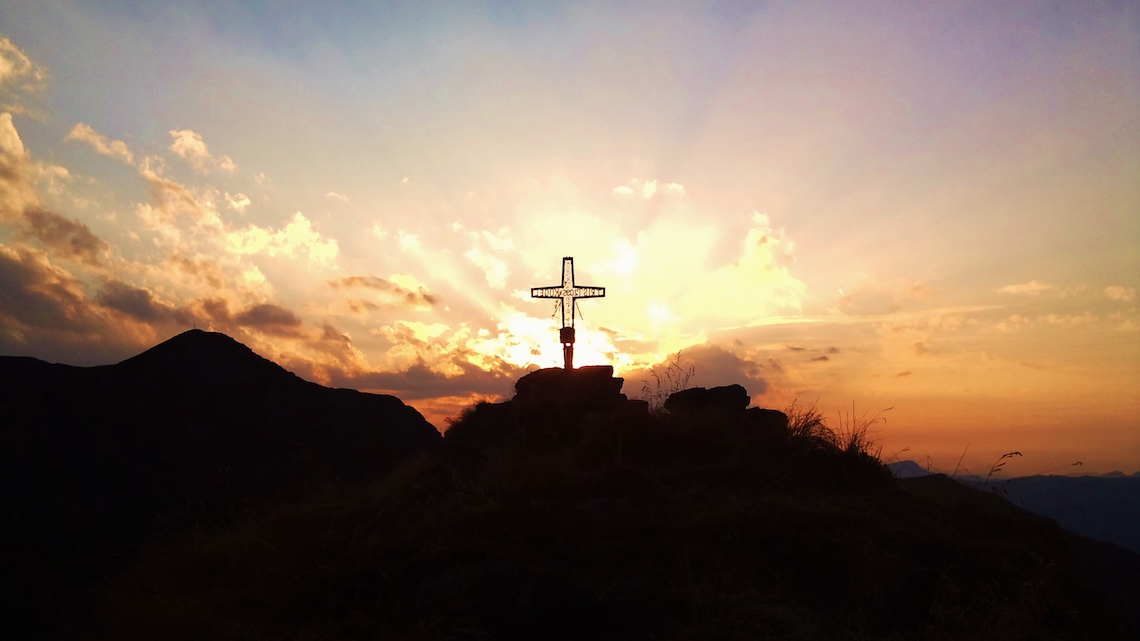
[328, 275, 437, 308]
[0, 36, 47, 112]
[997, 281, 1051, 295]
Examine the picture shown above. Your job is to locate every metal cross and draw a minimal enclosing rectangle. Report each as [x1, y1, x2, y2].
[531, 257, 605, 328]
[531, 257, 605, 369]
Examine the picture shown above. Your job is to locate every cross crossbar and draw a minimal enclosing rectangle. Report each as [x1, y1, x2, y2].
[530, 257, 605, 328]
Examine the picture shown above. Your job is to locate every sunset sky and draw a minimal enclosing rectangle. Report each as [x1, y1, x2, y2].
[1, 1, 1137, 475]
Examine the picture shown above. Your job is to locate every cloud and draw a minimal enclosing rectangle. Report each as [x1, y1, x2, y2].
[328, 275, 437, 308]
[65, 123, 134, 164]
[396, 230, 421, 253]
[464, 246, 509, 288]
[1044, 312, 1095, 326]
[21, 207, 108, 266]
[1105, 285, 1136, 302]
[809, 355, 830, 362]
[226, 212, 339, 266]
[0, 113, 39, 221]
[0, 36, 47, 112]
[612, 179, 683, 199]
[0, 243, 155, 364]
[326, 191, 349, 202]
[997, 280, 1051, 295]
[96, 280, 175, 322]
[167, 253, 227, 289]
[168, 129, 235, 173]
[225, 192, 251, 213]
[368, 223, 387, 239]
[0, 243, 98, 332]
[234, 303, 303, 334]
[995, 313, 1032, 332]
[631, 344, 769, 399]
[139, 163, 210, 223]
[331, 357, 524, 401]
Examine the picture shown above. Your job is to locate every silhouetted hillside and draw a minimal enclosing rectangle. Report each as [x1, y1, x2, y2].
[0, 330, 440, 638]
[77, 370, 1138, 640]
[891, 460, 1140, 555]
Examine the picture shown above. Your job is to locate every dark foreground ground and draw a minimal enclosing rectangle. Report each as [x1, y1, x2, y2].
[4, 333, 1136, 640]
[81, 396, 1138, 640]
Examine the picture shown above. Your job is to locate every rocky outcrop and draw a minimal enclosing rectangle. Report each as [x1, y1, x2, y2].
[664, 384, 789, 432]
[446, 370, 790, 448]
[513, 365, 627, 410]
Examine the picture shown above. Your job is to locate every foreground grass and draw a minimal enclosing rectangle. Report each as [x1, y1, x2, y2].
[88, 402, 1129, 640]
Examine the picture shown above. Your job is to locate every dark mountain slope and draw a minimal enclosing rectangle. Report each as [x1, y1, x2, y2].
[85, 376, 1137, 641]
[0, 330, 440, 637]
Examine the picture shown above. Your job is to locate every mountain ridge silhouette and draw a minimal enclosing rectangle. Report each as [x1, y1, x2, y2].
[1, 329, 441, 637]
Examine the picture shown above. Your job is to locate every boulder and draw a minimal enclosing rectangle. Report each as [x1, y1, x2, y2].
[664, 384, 750, 413]
[514, 366, 626, 411]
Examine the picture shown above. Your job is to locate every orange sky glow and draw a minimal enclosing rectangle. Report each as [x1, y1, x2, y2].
[0, 1, 1137, 476]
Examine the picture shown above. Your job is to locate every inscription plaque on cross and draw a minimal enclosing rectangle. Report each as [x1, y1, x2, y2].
[531, 257, 605, 370]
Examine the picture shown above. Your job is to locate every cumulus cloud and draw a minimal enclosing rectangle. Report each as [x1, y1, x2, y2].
[65, 123, 134, 164]
[1105, 285, 1136, 302]
[997, 281, 1051, 295]
[397, 230, 421, 253]
[224, 192, 250, 213]
[0, 243, 97, 332]
[642, 180, 657, 198]
[612, 185, 635, 196]
[234, 303, 303, 334]
[21, 207, 108, 266]
[96, 280, 175, 322]
[226, 212, 339, 266]
[0, 244, 158, 364]
[169, 128, 235, 173]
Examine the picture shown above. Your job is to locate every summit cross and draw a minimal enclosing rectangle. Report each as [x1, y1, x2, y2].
[531, 257, 605, 369]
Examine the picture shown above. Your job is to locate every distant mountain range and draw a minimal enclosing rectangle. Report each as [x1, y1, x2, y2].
[889, 460, 1140, 555]
[1, 329, 441, 637]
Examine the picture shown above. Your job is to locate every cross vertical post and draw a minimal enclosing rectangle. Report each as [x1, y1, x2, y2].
[531, 257, 605, 370]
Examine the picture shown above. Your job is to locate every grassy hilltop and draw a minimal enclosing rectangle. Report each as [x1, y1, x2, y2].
[87, 382, 1135, 640]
